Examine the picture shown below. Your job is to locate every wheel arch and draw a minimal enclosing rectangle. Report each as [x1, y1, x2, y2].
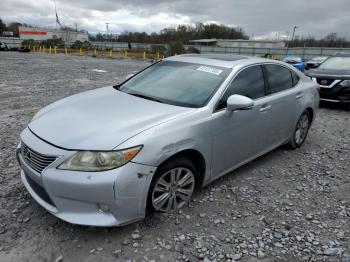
[305, 107, 314, 123]
[156, 149, 207, 187]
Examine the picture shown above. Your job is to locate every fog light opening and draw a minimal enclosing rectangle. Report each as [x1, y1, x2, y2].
[97, 203, 110, 213]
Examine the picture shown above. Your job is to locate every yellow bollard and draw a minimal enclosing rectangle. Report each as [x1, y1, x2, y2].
[54, 47, 57, 54]
[28, 45, 31, 50]
[109, 49, 112, 57]
[94, 48, 97, 56]
[157, 52, 160, 60]
[80, 48, 83, 55]
[65, 47, 68, 55]
[125, 50, 128, 57]
[33, 46, 35, 52]
[49, 46, 52, 54]
[143, 51, 146, 59]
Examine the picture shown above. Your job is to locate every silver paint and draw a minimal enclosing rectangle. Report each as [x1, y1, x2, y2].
[17, 55, 319, 226]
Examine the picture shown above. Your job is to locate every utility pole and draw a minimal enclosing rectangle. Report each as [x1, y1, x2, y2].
[74, 23, 77, 42]
[290, 26, 298, 48]
[105, 23, 109, 42]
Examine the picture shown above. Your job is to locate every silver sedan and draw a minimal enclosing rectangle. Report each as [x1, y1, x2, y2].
[17, 54, 319, 226]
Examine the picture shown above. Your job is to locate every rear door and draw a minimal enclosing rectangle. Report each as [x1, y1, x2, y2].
[262, 64, 301, 146]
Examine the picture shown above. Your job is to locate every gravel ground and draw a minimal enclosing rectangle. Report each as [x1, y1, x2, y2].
[0, 52, 349, 262]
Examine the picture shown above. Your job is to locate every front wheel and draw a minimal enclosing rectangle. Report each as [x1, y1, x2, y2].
[289, 111, 311, 149]
[149, 157, 196, 212]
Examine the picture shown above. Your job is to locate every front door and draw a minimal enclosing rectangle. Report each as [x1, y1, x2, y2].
[210, 65, 271, 178]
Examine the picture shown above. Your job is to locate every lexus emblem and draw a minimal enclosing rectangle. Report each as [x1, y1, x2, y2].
[320, 79, 328, 85]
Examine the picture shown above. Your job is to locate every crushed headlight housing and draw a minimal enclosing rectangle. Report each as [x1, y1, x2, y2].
[57, 145, 142, 171]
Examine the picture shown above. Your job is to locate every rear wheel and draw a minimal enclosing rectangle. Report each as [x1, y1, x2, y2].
[289, 111, 311, 149]
[149, 157, 196, 212]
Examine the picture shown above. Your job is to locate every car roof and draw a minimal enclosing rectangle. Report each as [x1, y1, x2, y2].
[333, 52, 350, 57]
[164, 54, 274, 68]
[310, 56, 328, 60]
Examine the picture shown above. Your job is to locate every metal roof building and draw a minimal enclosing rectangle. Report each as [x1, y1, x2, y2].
[189, 39, 286, 48]
[19, 26, 88, 42]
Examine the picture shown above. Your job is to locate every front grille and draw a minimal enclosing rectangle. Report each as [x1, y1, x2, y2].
[21, 143, 57, 174]
[316, 78, 335, 86]
[24, 173, 56, 206]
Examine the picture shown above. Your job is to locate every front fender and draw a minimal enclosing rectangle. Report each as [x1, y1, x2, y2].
[116, 109, 213, 184]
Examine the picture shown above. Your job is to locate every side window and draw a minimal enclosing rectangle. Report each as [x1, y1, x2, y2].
[291, 70, 299, 86]
[265, 64, 293, 94]
[217, 65, 265, 109]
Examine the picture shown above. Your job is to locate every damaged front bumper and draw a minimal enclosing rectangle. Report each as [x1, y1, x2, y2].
[17, 127, 156, 227]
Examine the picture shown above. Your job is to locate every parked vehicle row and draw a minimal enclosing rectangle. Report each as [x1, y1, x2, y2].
[282, 56, 330, 72]
[0, 42, 30, 52]
[280, 52, 350, 104]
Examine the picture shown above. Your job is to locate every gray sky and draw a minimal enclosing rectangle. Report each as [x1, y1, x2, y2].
[1, 0, 350, 39]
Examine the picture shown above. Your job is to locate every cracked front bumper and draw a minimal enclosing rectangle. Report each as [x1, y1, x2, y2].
[17, 128, 156, 227]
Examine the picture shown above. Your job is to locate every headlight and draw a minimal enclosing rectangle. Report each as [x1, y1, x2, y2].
[339, 80, 350, 87]
[57, 146, 142, 171]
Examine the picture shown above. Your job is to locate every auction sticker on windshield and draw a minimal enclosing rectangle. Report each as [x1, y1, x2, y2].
[197, 66, 223, 75]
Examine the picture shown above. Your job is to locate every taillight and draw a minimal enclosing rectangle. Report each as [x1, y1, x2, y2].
[316, 84, 321, 92]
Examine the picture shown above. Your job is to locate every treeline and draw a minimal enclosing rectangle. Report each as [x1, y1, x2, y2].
[288, 33, 350, 48]
[2, 16, 350, 48]
[89, 23, 249, 43]
[0, 18, 30, 37]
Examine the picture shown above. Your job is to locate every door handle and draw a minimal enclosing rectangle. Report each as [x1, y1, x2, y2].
[259, 104, 271, 112]
[296, 93, 304, 99]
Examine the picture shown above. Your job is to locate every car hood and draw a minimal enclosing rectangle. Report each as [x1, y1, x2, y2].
[306, 68, 350, 79]
[29, 86, 195, 150]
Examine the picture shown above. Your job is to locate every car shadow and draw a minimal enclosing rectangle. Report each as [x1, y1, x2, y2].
[319, 101, 350, 111]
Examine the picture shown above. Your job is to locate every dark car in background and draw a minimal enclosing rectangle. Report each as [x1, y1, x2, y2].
[305, 56, 328, 70]
[18, 46, 31, 52]
[282, 56, 305, 72]
[307, 53, 350, 104]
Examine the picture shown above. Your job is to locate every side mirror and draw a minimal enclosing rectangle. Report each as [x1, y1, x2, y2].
[226, 94, 254, 112]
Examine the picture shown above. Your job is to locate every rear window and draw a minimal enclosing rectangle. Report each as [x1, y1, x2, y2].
[265, 64, 293, 94]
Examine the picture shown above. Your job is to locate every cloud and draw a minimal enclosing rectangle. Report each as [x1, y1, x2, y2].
[1, 0, 350, 39]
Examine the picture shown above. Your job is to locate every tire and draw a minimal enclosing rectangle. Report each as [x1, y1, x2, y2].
[148, 156, 197, 212]
[289, 111, 311, 149]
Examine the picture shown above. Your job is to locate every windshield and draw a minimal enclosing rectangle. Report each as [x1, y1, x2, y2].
[119, 61, 230, 107]
[319, 57, 350, 70]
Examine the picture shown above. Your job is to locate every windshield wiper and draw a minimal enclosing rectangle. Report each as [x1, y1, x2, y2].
[128, 92, 165, 104]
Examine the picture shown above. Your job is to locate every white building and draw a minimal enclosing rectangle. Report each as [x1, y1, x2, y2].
[19, 26, 89, 42]
[189, 39, 286, 48]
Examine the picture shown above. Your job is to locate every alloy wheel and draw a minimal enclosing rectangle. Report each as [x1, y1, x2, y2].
[151, 167, 195, 212]
[295, 113, 309, 145]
